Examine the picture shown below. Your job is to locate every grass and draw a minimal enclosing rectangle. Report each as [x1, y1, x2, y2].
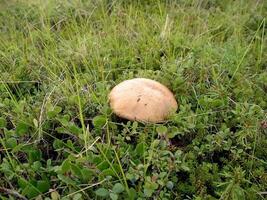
[0, 0, 266, 199]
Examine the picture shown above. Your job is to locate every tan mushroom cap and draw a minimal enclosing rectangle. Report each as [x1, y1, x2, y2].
[109, 78, 178, 123]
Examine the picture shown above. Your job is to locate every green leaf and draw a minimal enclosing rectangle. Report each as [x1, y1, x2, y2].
[73, 193, 82, 200]
[55, 127, 66, 134]
[181, 164, 190, 171]
[12, 143, 24, 153]
[95, 188, 109, 197]
[16, 122, 29, 136]
[81, 168, 94, 182]
[37, 180, 50, 193]
[110, 192, 118, 200]
[135, 142, 146, 156]
[128, 188, 137, 200]
[22, 186, 40, 198]
[126, 172, 139, 183]
[166, 181, 174, 190]
[152, 139, 160, 148]
[93, 115, 106, 128]
[144, 181, 158, 197]
[53, 139, 64, 150]
[132, 121, 138, 129]
[156, 125, 167, 136]
[69, 124, 82, 135]
[6, 137, 17, 148]
[57, 174, 76, 186]
[232, 185, 245, 200]
[47, 110, 57, 119]
[58, 117, 69, 126]
[0, 117, 7, 128]
[51, 191, 60, 200]
[32, 161, 42, 171]
[92, 155, 102, 164]
[144, 188, 154, 197]
[97, 160, 109, 170]
[167, 126, 179, 139]
[18, 178, 28, 189]
[54, 106, 62, 113]
[28, 149, 42, 163]
[33, 118, 38, 128]
[112, 183, 124, 194]
[100, 168, 116, 177]
[61, 159, 71, 173]
[47, 106, 62, 118]
[71, 164, 83, 178]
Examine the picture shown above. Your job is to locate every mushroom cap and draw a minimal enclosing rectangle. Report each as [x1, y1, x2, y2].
[109, 78, 178, 123]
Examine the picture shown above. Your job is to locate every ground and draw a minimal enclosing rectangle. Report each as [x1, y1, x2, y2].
[0, 0, 266, 199]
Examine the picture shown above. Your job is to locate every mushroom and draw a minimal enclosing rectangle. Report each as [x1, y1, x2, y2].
[109, 78, 178, 123]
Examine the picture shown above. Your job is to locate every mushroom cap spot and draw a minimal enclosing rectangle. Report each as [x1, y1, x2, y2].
[109, 78, 178, 123]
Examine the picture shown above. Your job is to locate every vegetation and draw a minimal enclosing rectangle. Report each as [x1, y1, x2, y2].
[0, 0, 266, 199]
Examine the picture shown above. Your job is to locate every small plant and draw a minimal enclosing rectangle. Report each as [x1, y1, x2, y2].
[0, 0, 266, 199]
